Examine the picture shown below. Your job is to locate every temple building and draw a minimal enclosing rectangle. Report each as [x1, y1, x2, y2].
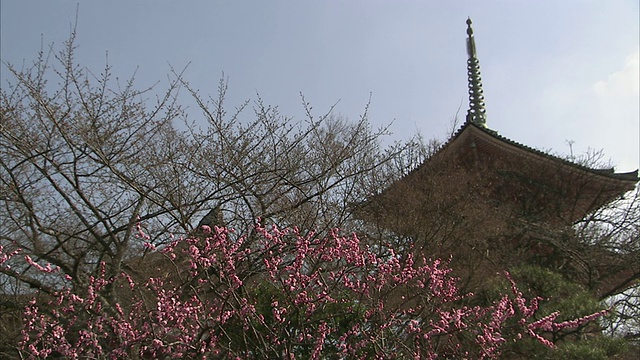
[361, 19, 638, 299]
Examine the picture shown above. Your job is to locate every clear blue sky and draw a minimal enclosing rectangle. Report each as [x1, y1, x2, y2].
[2, 0, 638, 172]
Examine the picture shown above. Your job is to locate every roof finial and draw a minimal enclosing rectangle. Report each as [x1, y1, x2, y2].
[465, 18, 488, 127]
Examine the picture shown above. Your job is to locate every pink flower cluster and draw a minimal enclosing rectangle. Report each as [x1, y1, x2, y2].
[12, 224, 605, 359]
[0, 245, 21, 268]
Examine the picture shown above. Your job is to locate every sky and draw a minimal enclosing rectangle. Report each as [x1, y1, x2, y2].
[1, 1, 639, 172]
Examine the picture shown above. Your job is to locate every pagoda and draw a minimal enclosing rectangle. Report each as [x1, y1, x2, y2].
[361, 19, 638, 299]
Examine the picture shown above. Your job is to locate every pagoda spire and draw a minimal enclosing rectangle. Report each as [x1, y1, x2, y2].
[465, 18, 487, 127]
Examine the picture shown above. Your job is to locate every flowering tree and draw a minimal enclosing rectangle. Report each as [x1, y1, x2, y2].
[6, 223, 605, 359]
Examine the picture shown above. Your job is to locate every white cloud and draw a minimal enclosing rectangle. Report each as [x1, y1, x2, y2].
[592, 51, 640, 98]
[588, 51, 640, 172]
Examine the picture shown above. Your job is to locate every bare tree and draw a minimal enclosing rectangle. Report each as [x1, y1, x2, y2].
[0, 32, 412, 355]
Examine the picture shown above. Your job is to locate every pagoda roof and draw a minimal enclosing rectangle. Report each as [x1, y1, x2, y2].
[430, 121, 639, 184]
[381, 121, 638, 226]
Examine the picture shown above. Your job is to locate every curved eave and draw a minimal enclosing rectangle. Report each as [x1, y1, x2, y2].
[429, 121, 639, 186]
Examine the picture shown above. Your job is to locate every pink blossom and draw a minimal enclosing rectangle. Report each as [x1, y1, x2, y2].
[18, 223, 606, 359]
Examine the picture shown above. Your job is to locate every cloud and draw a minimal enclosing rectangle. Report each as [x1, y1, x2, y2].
[588, 51, 640, 172]
[592, 51, 640, 98]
